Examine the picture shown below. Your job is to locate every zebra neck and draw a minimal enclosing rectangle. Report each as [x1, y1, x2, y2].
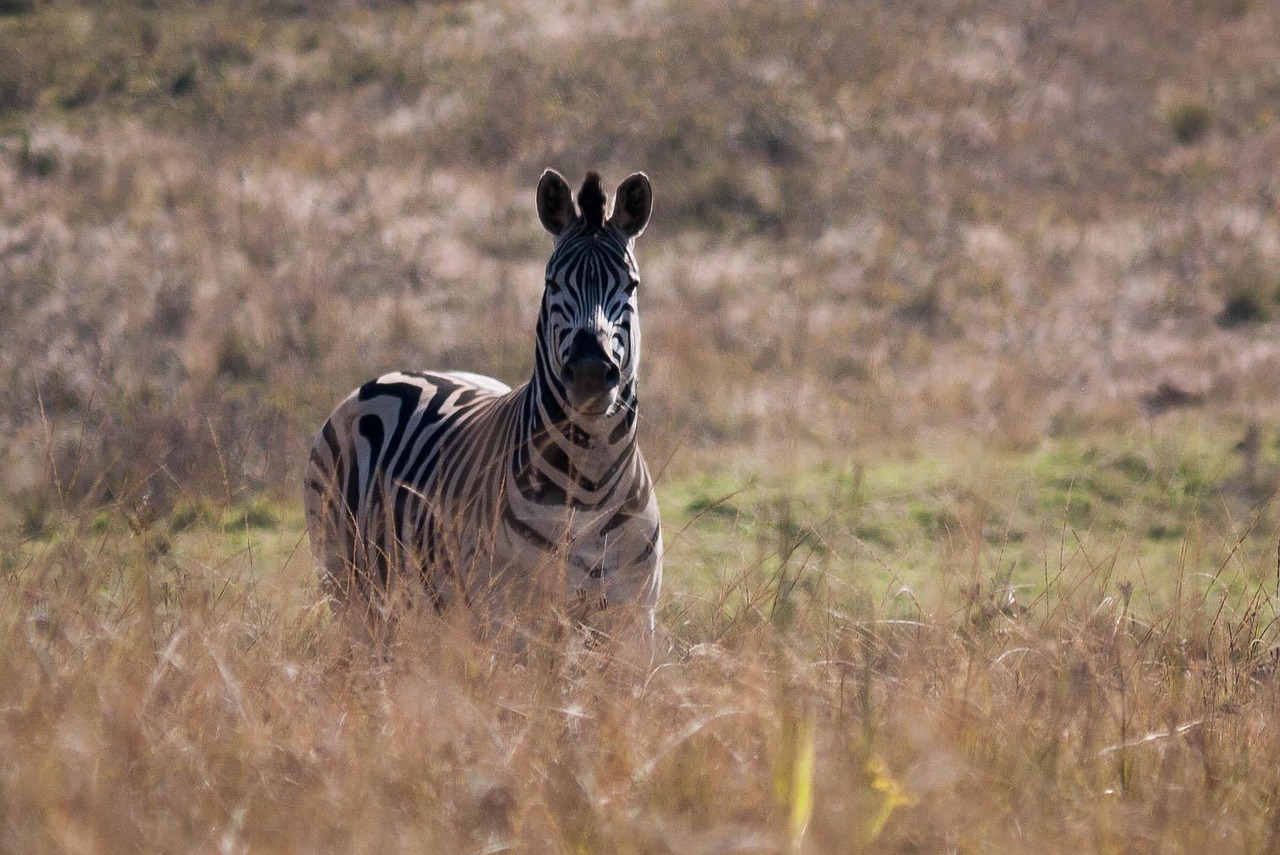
[511, 367, 639, 502]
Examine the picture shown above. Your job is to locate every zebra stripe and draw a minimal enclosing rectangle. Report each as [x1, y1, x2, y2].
[303, 170, 662, 649]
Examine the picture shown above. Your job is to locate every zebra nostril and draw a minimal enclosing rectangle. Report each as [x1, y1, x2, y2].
[604, 363, 620, 390]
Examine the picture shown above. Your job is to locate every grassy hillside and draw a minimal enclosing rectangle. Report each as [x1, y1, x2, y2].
[3, 0, 1280, 851]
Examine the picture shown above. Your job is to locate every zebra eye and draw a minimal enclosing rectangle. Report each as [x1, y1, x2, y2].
[545, 278, 562, 294]
[624, 278, 639, 295]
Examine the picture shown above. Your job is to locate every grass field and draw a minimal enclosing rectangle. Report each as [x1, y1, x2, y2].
[4, 0, 1280, 851]
[6, 422, 1280, 852]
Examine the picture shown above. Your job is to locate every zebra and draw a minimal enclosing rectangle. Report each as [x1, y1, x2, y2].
[302, 170, 663, 657]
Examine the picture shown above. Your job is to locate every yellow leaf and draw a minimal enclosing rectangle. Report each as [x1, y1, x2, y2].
[864, 755, 917, 841]
[788, 715, 816, 853]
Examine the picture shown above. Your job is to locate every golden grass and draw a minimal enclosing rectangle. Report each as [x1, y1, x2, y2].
[3, 489, 1280, 853]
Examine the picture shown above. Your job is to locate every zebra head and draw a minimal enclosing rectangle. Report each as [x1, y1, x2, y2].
[535, 169, 653, 420]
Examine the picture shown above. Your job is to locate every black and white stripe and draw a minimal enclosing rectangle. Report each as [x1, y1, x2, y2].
[303, 170, 662, 648]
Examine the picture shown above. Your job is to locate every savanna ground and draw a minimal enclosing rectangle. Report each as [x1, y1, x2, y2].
[3, 0, 1280, 851]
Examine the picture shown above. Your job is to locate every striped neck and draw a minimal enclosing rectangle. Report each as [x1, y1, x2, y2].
[509, 325, 639, 506]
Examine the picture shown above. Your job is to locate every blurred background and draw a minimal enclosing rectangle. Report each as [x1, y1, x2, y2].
[1, 0, 1278, 539]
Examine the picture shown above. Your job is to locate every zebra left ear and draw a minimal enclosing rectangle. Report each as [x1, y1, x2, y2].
[537, 169, 577, 236]
[609, 172, 652, 238]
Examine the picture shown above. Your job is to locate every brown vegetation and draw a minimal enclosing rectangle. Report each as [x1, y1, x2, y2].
[3, 0, 1280, 850]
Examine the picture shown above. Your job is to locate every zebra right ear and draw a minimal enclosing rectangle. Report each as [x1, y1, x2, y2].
[537, 169, 577, 236]
[609, 172, 652, 238]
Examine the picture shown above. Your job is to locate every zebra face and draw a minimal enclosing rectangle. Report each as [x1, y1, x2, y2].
[537, 170, 652, 420]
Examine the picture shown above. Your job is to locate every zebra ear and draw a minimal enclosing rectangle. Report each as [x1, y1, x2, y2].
[609, 172, 652, 238]
[537, 169, 577, 236]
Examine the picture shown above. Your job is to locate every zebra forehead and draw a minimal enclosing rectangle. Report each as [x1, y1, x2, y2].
[555, 229, 630, 257]
[548, 236, 636, 281]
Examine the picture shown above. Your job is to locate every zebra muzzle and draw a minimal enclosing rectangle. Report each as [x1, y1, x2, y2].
[561, 331, 621, 415]
[561, 357, 620, 414]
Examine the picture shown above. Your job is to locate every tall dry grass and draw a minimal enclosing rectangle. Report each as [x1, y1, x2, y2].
[4, 482, 1280, 852]
[4, 0, 1280, 525]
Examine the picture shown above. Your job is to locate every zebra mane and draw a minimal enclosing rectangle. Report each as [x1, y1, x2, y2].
[577, 172, 607, 230]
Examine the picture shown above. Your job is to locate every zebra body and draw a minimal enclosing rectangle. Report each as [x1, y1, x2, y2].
[303, 171, 662, 647]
